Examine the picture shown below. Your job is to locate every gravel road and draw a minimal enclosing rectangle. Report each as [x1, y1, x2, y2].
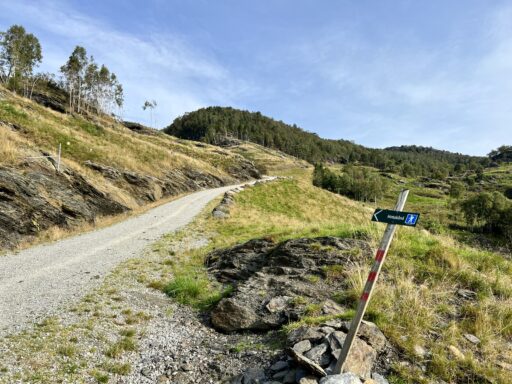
[0, 185, 237, 337]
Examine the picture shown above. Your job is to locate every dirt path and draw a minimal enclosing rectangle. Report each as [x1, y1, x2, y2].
[0, 185, 236, 336]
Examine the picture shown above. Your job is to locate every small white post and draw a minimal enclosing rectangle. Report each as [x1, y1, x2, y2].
[57, 143, 61, 172]
[334, 189, 409, 374]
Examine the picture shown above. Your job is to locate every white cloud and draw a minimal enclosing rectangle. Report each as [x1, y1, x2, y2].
[283, 5, 512, 155]
[0, 0, 245, 127]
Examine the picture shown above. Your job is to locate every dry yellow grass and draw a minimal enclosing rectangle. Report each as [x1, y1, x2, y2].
[158, 169, 512, 383]
[0, 87, 250, 180]
[0, 85, 267, 249]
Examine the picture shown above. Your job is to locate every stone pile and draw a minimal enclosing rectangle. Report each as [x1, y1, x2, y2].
[267, 320, 391, 383]
[230, 319, 393, 384]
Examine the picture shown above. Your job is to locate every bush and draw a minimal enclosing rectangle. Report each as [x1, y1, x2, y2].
[449, 181, 465, 198]
[313, 164, 389, 202]
[459, 192, 512, 239]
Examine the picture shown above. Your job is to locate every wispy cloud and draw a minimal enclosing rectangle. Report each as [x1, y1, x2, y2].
[0, 0, 246, 127]
[0, 1, 510, 154]
[276, 5, 512, 155]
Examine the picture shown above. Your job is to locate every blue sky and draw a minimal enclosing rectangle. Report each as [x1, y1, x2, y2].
[1, 0, 511, 155]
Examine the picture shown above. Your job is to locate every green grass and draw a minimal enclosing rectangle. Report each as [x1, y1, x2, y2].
[91, 370, 109, 383]
[163, 266, 233, 310]
[57, 343, 78, 357]
[152, 170, 512, 384]
[104, 337, 137, 358]
[102, 362, 131, 375]
[0, 85, 267, 189]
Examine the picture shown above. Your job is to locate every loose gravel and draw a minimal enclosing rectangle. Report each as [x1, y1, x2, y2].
[0, 186, 237, 337]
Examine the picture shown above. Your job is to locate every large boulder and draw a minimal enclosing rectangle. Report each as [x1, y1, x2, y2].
[328, 332, 377, 379]
[207, 237, 373, 332]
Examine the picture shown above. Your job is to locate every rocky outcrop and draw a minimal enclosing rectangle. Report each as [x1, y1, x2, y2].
[84, 161, 229, 204]
[284, 320, 391, 380]
[207, 237, 399, 383]
[122, 121, 158, 135]
[0, 154, 261, 249]
[207, 237, 373, 332]
[84, 159, 260, 206]
[0, 164, 128, 249]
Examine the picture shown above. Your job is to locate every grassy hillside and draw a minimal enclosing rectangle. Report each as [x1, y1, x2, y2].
[160, 169, 511, 383]
[316, 162, 512, 254]
[0, 89, 250, 182]
[0, 86, 265, 249]
[218, 139, 310, 173]
[164, 106, 487, 177]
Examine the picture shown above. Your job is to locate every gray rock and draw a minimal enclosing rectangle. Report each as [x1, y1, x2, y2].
[322, 320, 344, 329]
[140, 367, 152, 378]
[288, 327, 326, 346]
[211, 298, 260, 332]
[299, 377, 319, 384]
[272, 370, 288, 380]
[319, 372, 362, 384]
[372, 373, 389, 384]
[320, 326, 336, 335]
[295, 368, 309, 381]
[283, 369, 297, 383]
[293, 340, 313, 354]
[207, 237, 373, 332]
[0, 166, 129, 249]
[329, 332, 377, 379]
[289, 347, 327, 377]
[339, 321, 387, 352]
[270, 360, 289, 371]
[304, 341, 331, 367]
[266, 296, 291, 313]
[212, 209, 228, 219]
[231, 368, 266, 384]
[321, 300, 344, 315]
[464, 333, 480, 345]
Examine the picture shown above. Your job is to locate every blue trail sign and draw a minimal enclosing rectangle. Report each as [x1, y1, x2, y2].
[371, 209, 420, 226]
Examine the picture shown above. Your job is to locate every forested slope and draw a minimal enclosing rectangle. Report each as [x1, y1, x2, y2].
[165, 106, 487, 178]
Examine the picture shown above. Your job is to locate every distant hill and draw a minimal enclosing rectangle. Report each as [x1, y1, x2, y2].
[165, 106, 487, 177]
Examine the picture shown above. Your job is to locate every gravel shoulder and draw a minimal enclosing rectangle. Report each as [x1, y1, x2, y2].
[0, 185, 237, 337]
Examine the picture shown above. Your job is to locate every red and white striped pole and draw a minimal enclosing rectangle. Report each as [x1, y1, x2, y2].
[334, 189, 409, 374]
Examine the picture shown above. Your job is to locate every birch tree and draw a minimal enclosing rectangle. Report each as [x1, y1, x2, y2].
[60, 46, 88, 112]
[0, 24, 42, 96]
[142, 100, 157, 128]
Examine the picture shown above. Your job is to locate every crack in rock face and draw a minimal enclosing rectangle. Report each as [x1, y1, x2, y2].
[206, 237, 373, 333]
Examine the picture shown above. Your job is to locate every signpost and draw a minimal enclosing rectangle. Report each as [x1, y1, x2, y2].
[334, 189, 420, 374]
[371, 209, 420, 226]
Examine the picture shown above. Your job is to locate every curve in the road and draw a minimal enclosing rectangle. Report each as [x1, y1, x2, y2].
[0, 185, 236, 337]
